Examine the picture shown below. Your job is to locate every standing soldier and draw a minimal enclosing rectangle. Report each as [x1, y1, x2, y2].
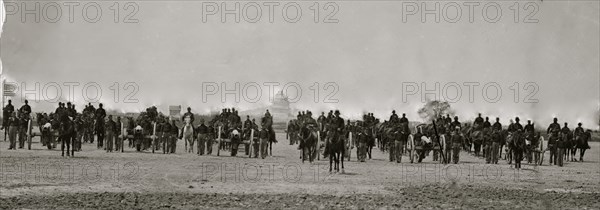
[548, 129, 559, 165]
[95, 103, 107, 149]
[490, 129, 501, 164]
[2, 100, 15, 141]
[395, 125, 409, 163]
[450, 127, 463, 164]
[115, 116, 122, 151]
[73, 115, 84, 151]
[561, 122, 572, 162]
[170, 120, 179, 153]
[556, 128, 566, 167]
[105, 115, 116, 152]
[197, 119, 209, 155]
[161, 119, 172, 154]
[7, 112, 19, 149]
[259, 124, 269, 159]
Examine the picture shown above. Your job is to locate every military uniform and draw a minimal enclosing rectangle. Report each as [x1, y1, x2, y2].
[106, 118, 116, 152]
[259, 128, 269, 159]
[492, 120, 502, 131]
[548, 132, 559, 165]
[450, 132, 462, 164]
[490, 130, 501, 164]
[8, 114, 19, 149]
[95, 106, 107, 148]
[197, 123, 209, 155]
[170, 122, 179, 153]
[2, 102, 14, 132]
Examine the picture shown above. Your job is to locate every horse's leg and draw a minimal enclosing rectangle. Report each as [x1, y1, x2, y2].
[341, 150, 345, 173]
[579, 148, 586, 161]
[61, 135, 65, 156]
[329, 152, 333, 172]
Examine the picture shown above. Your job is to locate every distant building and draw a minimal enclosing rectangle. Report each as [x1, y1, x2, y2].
[269, 91, 293, 123]
[169, 105, 181, 120]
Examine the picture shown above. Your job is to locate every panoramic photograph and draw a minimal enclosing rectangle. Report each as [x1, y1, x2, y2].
[0, 0, 599, 209]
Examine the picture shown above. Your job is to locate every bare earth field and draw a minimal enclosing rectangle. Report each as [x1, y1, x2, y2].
[1, 133, 599, 209]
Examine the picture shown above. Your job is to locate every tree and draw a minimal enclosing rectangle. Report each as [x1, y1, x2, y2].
[418, 100, 454, 122]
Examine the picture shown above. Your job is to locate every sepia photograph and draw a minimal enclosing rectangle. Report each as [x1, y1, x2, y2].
[0, 0, 599, 209]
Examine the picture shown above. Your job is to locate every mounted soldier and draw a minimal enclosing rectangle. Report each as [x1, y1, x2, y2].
[261, 110, 276, 156]
[473, 113, 484, 131]
[19, 100, 32, 120]
[182, 107, 195, 124]
[547, 118, 560, 134]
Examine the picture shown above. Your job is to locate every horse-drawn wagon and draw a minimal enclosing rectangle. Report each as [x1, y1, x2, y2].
[216, 125, 255, 157]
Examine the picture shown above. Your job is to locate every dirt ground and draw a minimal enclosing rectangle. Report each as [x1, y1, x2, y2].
[1, 133, 599, 209]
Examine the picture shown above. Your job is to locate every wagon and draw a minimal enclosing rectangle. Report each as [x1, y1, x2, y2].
[216, 126, 255, 157]
[119, 123, 158, 153]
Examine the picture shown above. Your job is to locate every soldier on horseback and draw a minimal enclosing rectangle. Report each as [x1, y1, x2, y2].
[182, 107, 195, 124]
[261, 110, 277, 156]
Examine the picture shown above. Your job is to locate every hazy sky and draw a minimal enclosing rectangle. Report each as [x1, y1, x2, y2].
[1, 1, 599, 128]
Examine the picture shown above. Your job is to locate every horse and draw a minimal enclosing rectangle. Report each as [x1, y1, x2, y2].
[576, 131, 591, 161]
[523, 132, 539, 164]
[469, 128, 483, 156]
[230, 128, 241, 156]
[327, 130, 345, 173]
[59, 119, 75, 157]
[299, 124, 319, 163]
[182, 117, 195, 153]
[41, 122, 55, 150]
[133, 125, 144, 151]
[510, 131, 525, 168]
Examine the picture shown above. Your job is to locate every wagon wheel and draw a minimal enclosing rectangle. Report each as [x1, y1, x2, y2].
[408, 134, 414, 163]
[27, 120, 33, 150]
[249, 129, 254, 158]
[217, 126, 222, 156]
[316, 131, 321, 161]
[538, 136, 545, 165]
[440, 135, 446, 164]
[122, 125, 126, 153]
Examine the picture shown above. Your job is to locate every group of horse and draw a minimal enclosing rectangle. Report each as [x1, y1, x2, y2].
[287, 117, 593, 170]
[287, 119, 378, 173]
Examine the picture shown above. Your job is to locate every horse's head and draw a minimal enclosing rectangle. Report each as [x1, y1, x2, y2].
[231, 129, 240, 139]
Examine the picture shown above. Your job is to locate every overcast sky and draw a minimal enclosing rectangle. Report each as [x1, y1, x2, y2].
[1, 1, 599, 128]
